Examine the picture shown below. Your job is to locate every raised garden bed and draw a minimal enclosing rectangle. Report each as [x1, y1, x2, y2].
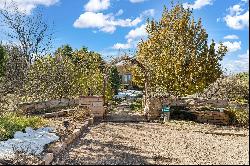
[0, 105, 93, 165]
[169, 106, 230, 126]
[40, 117, 94, 165]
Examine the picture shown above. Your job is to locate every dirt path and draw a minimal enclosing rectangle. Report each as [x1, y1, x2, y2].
[53, 106, 249, 165]
[104, 101, 146, 122]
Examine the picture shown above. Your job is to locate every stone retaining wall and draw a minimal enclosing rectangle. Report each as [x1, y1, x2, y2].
[165, 97, 230, 108]
[40, 117, 94, 165]
[18, 96, 106, 118]
[42, 109, 77, 118]
[145, 96, 248, 125]
[18, 98, 79, 114]
[79, 96, 105, 118]
[191, 111, 229, 125]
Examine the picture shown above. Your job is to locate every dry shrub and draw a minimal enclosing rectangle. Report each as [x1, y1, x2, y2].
[225, 107, 249, 127]
[72, 107, 91, 122]
[201, 72, 249, 102]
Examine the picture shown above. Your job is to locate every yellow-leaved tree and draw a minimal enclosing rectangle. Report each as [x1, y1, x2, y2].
[132, 3, 227, 99]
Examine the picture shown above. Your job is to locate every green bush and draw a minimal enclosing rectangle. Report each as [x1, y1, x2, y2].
[113, 97, 123, 105]
[225, 107, 249, 127]
[0, 112, 46, 141]
[130, 99, 142, 111]
[22, 46, 105, 102]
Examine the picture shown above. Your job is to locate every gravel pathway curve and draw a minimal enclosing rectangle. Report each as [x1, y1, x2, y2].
[53, 120, 249, 165]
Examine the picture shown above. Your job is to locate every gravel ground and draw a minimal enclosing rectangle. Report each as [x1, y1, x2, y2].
[53, 120, 249, 165]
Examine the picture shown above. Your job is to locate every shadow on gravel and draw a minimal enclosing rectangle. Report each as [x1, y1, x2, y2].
[58, 137, 153, 165]
[53, 120, 155, 165]
[102, 120, 147, 123]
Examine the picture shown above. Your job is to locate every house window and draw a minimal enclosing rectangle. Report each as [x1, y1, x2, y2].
[127, 74, 132, 81]
[122, 74, 131, 84]
[123, 75, 128, 83]
[119, 74, 132, 84]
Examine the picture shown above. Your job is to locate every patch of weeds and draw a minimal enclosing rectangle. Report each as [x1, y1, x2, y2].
[0, 112, 46, 141]
[130, 99, 143, 112]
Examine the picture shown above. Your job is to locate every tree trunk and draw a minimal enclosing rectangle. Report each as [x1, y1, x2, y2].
[143, 73, 149, 118]
[103, 75, 106, 106]
[144, 78, 148, 107]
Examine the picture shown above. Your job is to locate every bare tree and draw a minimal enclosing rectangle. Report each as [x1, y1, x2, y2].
[0, 1, 54, 63]
[0, 1, 54, 112]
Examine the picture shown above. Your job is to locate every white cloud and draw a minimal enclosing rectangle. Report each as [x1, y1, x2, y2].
[183, 0, 213, 10]
[115, 17, 142, 26]
[115, 9, 124, 16]
[74, 12, 109, 29]
[100, 26, 116, 33]
[222, 41, 241, 53]
[0, 0, 59, 14]
[222, 49, 249, 73]
[228, 4, 244, 15]
[141, 9, 155, 17]
[223, 35, 239, 40]
[84, 0, 110, 12]
[112, 39, 141, 50]
[113, 23, 147, 50]
[99, 49, 120, 60]
[241, 0, 249, 3]
[224, 3, 249, 30]
[130, 0, 147, 3]
[126, 24, 147, 40]
[73, 12, 141, 33]
[224, 11, 249, 30]
[113, 43, 131, 49]
[238, 49, 249, 59]
[112, 9, 154, 49]
[73, 9, 153, 33]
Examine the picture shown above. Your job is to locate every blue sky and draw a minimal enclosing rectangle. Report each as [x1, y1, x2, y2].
[0, 0, 249, 73]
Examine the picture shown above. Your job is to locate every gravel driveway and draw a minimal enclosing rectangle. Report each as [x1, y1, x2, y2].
[53, 120, 249, 165]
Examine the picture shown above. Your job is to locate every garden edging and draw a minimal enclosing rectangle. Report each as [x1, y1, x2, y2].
[39, 117, 94, 165]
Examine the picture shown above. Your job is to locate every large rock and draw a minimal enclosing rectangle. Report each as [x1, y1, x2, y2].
[145, 97, 162, 120]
